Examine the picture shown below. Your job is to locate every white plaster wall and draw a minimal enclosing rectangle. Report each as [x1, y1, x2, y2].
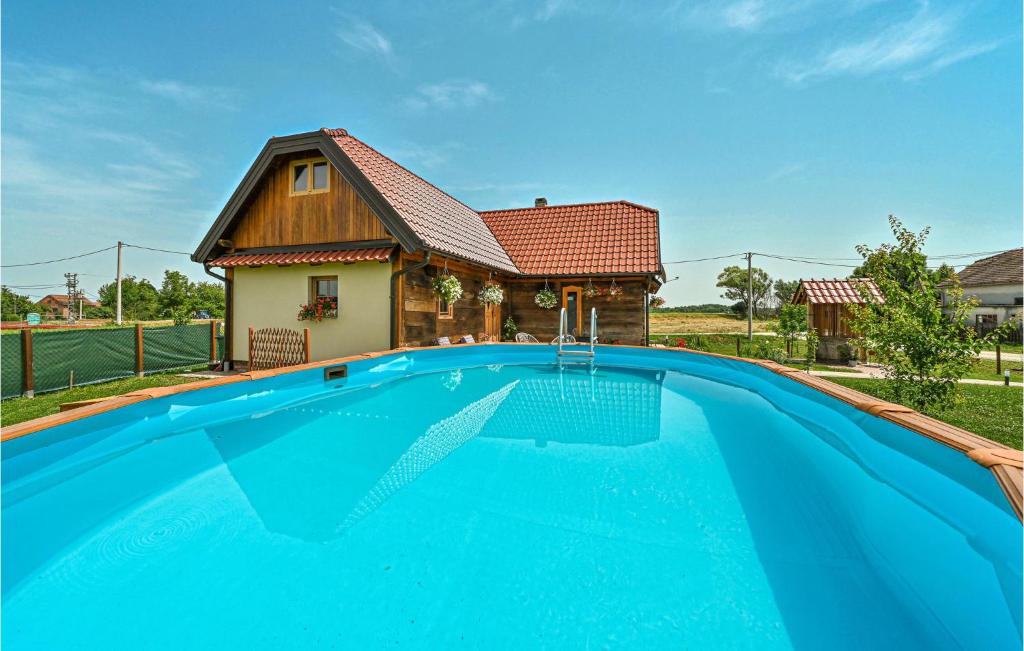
[232, 261, 391, 362]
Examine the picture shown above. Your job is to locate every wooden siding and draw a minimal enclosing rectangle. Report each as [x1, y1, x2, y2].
[228, 151, 392, 249]
[808, 303, 854, 337]
[507, 280, 647, 345]
[400, 260, 506, 346]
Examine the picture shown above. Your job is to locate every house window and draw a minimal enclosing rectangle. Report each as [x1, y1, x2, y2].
[290, 158, 330, 195]
[309, 276, 338, 318]
[437, 296, 454, 319]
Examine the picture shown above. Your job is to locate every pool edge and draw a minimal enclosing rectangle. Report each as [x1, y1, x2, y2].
[3, 342, 1021, 520]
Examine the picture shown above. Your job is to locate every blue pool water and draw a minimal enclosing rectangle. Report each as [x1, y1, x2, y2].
[2, 345, 1020, 649]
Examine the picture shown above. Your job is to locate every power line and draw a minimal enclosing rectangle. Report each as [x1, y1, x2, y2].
[663, 253, 745, 265]
[124, 243, 192, 255]
[0, 245, 117, 268]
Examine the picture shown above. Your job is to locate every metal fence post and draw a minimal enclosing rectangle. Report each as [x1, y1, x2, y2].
[135, 324, 145, 378]
[21, 329, 34, 398]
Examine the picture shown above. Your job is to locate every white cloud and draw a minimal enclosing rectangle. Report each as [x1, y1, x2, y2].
[138, 79, 236, 109]
[405, 80, 497, 110]
[680, 0, 818, 33]
[903, 39, 1003, 80]
[336, 16, 392, 56]
[536, 0, 576, 22]
[774, 4, 995, 84]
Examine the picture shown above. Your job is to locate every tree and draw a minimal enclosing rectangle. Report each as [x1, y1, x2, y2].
[191, 281, 225, 318]
[96, 275, 160, 321]
[772, 279, 800, 308]
[848, 216, 981, 411]
[716, 265, 771, 318]
[1, 287, 40, 321]
[776, 303, 807, 358]
[850, 216, 956, 289]
[159, 270, 193, 317]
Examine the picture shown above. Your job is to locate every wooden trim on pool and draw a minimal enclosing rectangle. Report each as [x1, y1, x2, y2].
[2, 342, 1020, 520]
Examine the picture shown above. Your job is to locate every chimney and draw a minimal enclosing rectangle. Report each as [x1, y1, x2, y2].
[534, 197, 548, 208]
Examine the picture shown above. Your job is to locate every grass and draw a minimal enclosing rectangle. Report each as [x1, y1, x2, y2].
[963, 357, 1024, 381]
[828, 377, 1023, 448]
[0, 373, 201, 427]
[982, 341, 1023, 353]
[649, 312, 775, 335]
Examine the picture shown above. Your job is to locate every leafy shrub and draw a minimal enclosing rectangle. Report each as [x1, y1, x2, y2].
[535, 287, 557, 309]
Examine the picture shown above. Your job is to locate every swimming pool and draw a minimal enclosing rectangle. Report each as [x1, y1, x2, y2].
[2, 344, 1020, 649]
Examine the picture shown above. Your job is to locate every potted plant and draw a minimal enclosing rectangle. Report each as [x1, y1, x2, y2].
[297, 296, 338, 322]
[607, 281, 623, 301]
[535, 286, 557, 309]
[583, 281, 599, 299]
[478, 283, 504, 305]
[649, 295, 665, 308]
[432, 273, 463, 304]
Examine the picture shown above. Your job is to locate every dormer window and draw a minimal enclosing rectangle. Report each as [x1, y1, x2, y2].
[290, 158, 330, 196]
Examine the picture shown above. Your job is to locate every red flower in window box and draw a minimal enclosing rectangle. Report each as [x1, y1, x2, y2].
[298, 297, 338, 322]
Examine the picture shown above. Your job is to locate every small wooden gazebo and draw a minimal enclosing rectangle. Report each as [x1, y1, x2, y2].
[791, 278, 883, 337]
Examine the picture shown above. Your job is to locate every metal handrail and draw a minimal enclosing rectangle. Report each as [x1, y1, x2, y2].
[589, 307, 597, 354]
[558, 307, 567, 354]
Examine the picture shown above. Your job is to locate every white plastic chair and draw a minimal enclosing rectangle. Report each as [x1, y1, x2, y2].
[515, 332, 539, 343]
[550, 334, 576, 345]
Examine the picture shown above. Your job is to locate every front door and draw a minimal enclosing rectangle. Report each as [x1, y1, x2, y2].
[485, 303, 501, 341]
[562, 286, 582, 337]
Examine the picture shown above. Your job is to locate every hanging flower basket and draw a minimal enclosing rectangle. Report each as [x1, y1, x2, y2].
[607, 282, 623, 301]
[432, 274, 463, 304]
[583, 281, 599, 299]
[478, 283, 504, 305]
[297, 296, 338, 322]
[649, 295, 665, 308]
[535, 287, 557, 309]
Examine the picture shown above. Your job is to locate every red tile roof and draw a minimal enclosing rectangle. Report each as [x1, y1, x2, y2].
[210, 247, 394, 268]
[324, 129, 519, 274]
[794, 278, 884, 305]
[480, 201, 662, 276]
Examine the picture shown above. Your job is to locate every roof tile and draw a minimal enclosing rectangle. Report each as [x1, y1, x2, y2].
[210, 247, 394, 267]
[795, 278, 884, 305]
[480, 201, 661, 276]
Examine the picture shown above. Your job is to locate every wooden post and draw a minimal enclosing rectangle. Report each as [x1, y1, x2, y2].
[736, 336, 741, 356]
[996, 343, 1001, 376]
[210, 320, 218, 362]
[248, 327, 255, 368]
[21, 329, 34, 398]
[303, 328, 311, 363]
[135, 323, 144, 378]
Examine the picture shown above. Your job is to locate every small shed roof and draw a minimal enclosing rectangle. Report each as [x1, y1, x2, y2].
[792, 278, 883, 305]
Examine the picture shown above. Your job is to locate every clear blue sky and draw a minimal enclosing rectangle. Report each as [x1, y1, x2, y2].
[2, 1, 1020, 305]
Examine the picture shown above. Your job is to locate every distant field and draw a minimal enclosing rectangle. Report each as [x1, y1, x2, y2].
[650, 312, 774, 334]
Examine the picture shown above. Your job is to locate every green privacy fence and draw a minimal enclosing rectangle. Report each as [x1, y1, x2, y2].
[1, 323, 223, 399]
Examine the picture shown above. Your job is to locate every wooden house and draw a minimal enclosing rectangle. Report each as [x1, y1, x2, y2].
[192, 128, 664, 367]
[791, 278, 883, 360]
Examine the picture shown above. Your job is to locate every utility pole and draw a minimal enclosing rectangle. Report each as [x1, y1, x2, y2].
[746, 252, 753, 341]
[64, 272, 79, 324]
[115, 241, 124, 325]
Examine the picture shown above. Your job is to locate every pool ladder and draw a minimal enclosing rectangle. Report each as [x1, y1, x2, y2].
[556, 307, 596, 365]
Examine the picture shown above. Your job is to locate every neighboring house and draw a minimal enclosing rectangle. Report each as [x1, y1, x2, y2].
[940, 248, 1023, 335]
[192, 128, 664, 366]
[37, 294, 100, 319]
[791, 278, 883, 361]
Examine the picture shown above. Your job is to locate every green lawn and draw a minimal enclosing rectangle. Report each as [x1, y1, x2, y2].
[982, 341, 1023, 353]
[653, 333, 858, 373]
[1, 373, 201, 427]
[828, 377, 1023, 448]
[963, 357, 1024, 381]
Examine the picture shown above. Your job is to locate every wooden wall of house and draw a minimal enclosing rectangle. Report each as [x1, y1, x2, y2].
[506, 279, 648, 345]
[400, 263, 509, 346]
[228, 150, 393, 249]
